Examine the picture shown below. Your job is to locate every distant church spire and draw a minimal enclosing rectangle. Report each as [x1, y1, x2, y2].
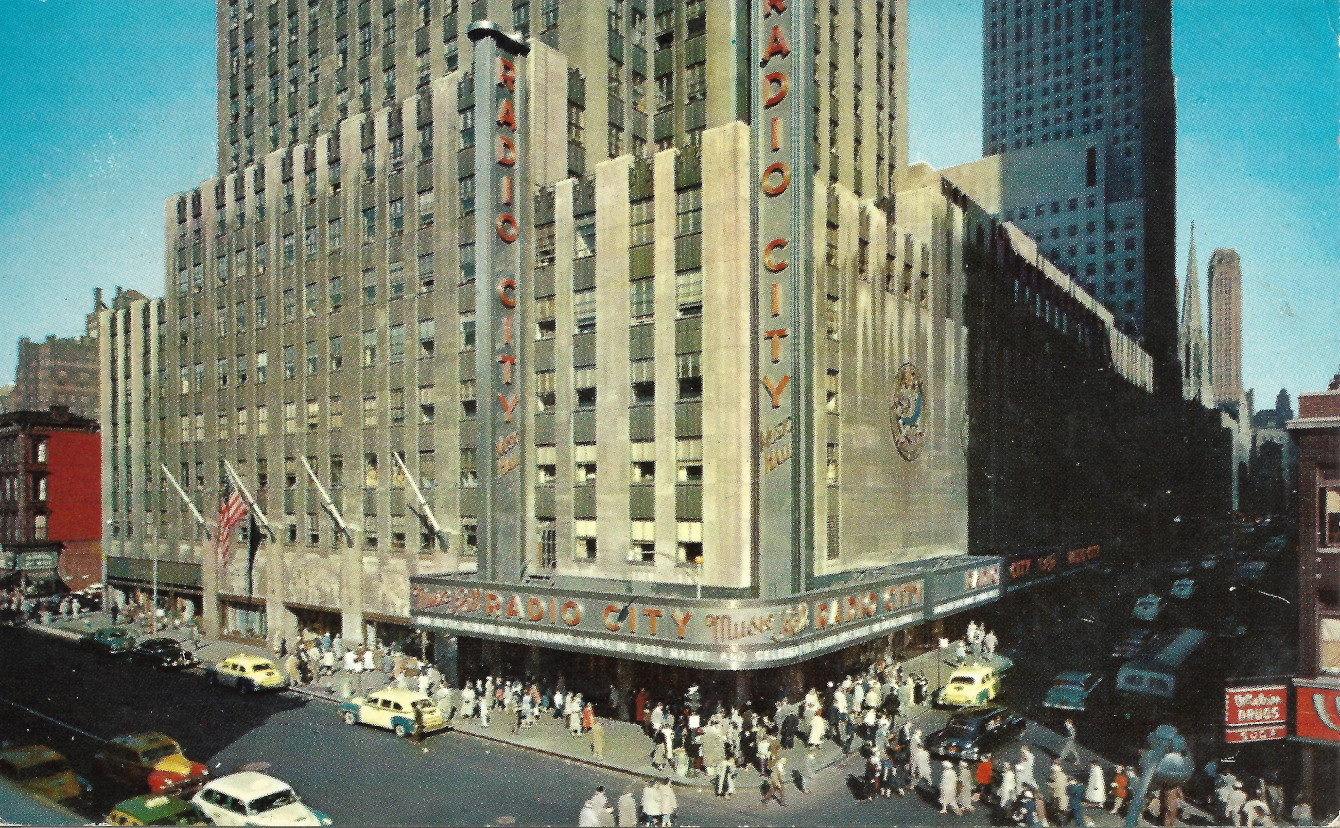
[1179, 223, 1210, 405]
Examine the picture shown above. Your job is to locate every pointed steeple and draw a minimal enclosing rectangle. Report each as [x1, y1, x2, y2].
[1178, 223, 1209, 405]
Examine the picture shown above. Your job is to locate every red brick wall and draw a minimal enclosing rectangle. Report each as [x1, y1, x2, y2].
[1299, 392, 1340, 420]
[44, 430, 101, 542]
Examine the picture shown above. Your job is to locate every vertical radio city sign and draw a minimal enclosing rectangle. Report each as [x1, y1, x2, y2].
[470, 22, 529, 581]
[753, 0, 814, 595]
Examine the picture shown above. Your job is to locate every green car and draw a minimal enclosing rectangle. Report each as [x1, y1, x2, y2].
[82, 626, 138, 655]
[106, 794, 211, 826]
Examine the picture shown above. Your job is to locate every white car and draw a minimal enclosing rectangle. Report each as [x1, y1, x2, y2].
[1132, 594, 1164, 622]
[1170, 578, 1196, 600]
[192, 772, 331, 826]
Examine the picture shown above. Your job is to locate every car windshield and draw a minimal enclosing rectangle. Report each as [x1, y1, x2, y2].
[139, 743, 180, 764]
[17, 758, 70, 780]
[252, 664, 272, 672]
[949, 676, 975, 685]
[412, 699, 436, 711]
[942, 723, 976, 736]
[248, 789, 299, 813]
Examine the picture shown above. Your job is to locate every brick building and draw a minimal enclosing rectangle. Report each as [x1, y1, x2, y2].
[0, 407, 102, 592]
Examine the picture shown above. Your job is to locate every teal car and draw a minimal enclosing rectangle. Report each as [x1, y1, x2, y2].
[82, 626, 138, 655]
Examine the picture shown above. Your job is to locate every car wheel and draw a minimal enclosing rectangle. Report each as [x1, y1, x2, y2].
[394, 723, 407, 738]
[343, 711, 357, 726]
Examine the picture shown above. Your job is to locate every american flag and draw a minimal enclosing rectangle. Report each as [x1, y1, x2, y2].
[214, 475, 249, 570]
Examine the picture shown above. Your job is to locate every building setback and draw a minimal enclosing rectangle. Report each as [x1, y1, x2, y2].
[981, 0, 1177, 395]
[0, 407, 102, 592]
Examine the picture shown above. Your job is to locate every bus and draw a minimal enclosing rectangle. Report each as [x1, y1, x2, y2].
[1115, 627, 1210, 702]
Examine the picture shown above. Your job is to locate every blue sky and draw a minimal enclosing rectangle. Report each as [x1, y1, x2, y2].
[0, 0, 1336, 404]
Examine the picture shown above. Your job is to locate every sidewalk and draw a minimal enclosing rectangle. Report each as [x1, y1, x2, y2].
[29, 611, 1165, 822]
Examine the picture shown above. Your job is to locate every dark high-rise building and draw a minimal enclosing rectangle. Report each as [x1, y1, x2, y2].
[982, 0, 1177, 393]
[1207, 248, 1243, 412]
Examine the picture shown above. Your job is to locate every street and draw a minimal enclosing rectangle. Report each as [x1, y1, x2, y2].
[0, 624, 1007, 826]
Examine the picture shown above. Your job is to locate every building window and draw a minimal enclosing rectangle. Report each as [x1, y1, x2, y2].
[676, 437, 702, 482]
[536, 445, 556, 484]
[417, 319, 435, 357]
[574, 443, 597, 484]
[676, 352, 701, 399]
[389, 324, 406, 362]
[329, 336, 343, 371]
[284, 401, 298, 434]
[631, 278, 653, 319]
[676, 270, 702, 317]
[461, 519, 478, 557]
[574, 289, 596, 333]
[535, 296, 556, 339]
[575, 367, 596, 409]
[362, 329, 378, 366]
[256, 405, 268, 436]
[460, 316, 476, 350]
[1321, 487, 1340, 549]
[629, 520, 655, 564]
[538, 519, 557, 569]
[631, 441, 654, 482]
[363, 452, 379, 488]
[418, 449, 435, 490]
[534, 370, 556, 411]
[574, 519, 597, 560]
[306, 340, 319, 375]
[631, 359, 654, 404]
[676, 520, 702, 565]
[460, 379, 476, 417]
[390, 387, 406, 424]
[329, 396, 343, 429]
[363, 394, 378, 428]
[460, 447, 478, 487]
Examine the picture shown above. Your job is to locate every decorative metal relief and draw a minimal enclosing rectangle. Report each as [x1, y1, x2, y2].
[890, 362, 926, 461]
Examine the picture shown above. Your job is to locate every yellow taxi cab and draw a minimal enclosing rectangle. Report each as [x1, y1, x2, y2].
[205, 653, 289, 693]
[340, 687, 447, 738]
[93, 732, 209, 794]
[105, 794, 211, 826]
[0, 745, 90, 805]
[937, 664, 1002, 707]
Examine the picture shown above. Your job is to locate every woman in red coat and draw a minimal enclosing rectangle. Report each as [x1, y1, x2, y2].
[634, 688, 649, 726]
[582, 701, 595, 733]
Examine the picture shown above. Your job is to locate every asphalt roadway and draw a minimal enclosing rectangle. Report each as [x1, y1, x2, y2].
[0, 624, 991, 827]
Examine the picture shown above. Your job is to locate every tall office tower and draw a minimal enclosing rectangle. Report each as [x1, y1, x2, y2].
[982, 0, 1177, 393]
[1178, 223, 1207, 406]
[1207, 247, 1243, 412]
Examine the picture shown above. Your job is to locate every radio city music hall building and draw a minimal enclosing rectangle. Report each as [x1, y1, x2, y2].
[122, 0, 1181, 697]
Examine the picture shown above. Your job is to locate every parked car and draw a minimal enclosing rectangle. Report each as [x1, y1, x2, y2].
[1170, 559, 1193, 576]
[0, 745, 90, 805]
[1170, 578, 1197, 600]
[937, 664, 1002, 707]
[1217, 616, 1248, 639]
[1112, 627, 1151, 660]
[1042, 671, 1104, 713]
[926, 705, 1026, 761]
[105, 794, 211, 826]
[1132, 594, 1164, 622]
[93, 732, 208, 795]
[1199, 553, 1219, 570]
[205, 653, 288, 693]
[1234, 561, 1269, 582]
[340, 687, 447, 738]
[81, 626, 138, 655]
[130, 638, 200, 671]
[191, 771, 331, 825]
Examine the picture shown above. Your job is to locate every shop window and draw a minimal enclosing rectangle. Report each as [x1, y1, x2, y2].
[1322, 618, 1340, 674]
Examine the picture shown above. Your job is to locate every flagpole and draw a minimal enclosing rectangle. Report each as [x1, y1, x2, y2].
[221, 459, 274, 540]
[161, 464, 209, 536]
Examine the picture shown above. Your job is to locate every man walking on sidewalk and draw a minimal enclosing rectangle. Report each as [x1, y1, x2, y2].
[762, 757, 788, 807]
[1058, 719, 1081, 765]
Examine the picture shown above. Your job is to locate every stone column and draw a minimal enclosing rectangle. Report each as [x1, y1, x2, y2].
[615, 658, 636, 722]
[732, 670, 754, 711]
[525, 644, 542, 677]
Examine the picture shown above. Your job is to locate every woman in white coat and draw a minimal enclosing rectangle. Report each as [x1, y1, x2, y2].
[939, 761, 963, 815]
[640, 782, 661, 826]
[1085, 761, 1106, 806]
